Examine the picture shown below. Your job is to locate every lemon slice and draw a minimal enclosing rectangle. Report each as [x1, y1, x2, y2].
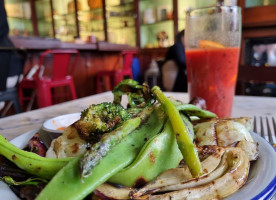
[199, 40, 225, 48]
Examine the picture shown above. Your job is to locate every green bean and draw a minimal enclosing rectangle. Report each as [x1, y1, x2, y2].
[176, 104, 217, 118]
[109, 119, 182, 187]
[80, 105, 155, 177]
[152, 86, 203, 177]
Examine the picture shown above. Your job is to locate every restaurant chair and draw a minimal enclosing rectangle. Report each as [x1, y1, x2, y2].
[18, 49, 79, 109]
[0, 48, 27, 117]
[96, 50, 137, 93]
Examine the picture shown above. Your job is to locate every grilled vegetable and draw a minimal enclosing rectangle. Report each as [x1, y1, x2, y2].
[74, 102, 132, 142]
[112, 79, 154, 114]
[46, 125, 88, 158]
[0, 155, 31, 180]
[108, 119, 182, 187]
[1, 176, 47, 186]
[47, 80, 155, 159]
[176, 103, 217, 119]
[152, 86, 203, 177]
[2, 80, 250, 200]
[36, 104, 166, 200]
[195, 117, 253, 147]
[24, 133, 47, 157]
[95, 183, 132, 200]
[132, 146, 225, 197]
[97, 146, 250, 200]
[19, 184, 46, 200]
[188, 97, 207, 110]
[232, 140, 258, 161]
[107, 98, 217, 187]
[194, 117, 258, 161]
[0, 135, 71, 179]
[79, 105, 156, 178]
[133, 147, 250, 200]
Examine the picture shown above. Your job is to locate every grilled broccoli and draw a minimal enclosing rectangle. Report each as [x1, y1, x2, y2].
[74, 80, 155, 143]
[74, 102, 131, 142]
[112, 79, 155, 115]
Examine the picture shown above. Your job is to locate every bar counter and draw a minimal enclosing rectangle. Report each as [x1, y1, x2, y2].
[0, 92, 275, 141]
[9, 36, 138, 97]
[10, 36, 137, 51]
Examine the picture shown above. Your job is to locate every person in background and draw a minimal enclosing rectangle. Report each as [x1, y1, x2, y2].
[0, 0, 14, 91]
[161, 30, 187, 92]
[0, 0, 24, 111]
[0, 0, 13, 47]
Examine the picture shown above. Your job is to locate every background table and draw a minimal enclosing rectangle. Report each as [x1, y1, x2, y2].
[0, 92, 275, 141]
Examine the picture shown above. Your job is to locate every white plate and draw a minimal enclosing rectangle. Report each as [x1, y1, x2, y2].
[42, 113, 81, 133]
[0, 131, 276, 200]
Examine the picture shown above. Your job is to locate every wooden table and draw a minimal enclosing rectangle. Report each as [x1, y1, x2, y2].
[0, 92, 275, 141]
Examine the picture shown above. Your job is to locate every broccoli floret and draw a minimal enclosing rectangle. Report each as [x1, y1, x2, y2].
[112, 79, 155, 111]
[74, 102, 131, 142]
[74, 79, 155, 143]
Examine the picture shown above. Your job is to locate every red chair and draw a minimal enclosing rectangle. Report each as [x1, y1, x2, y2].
[96, 50, 137, 93]
[18, 49, 79, 109]
[18, 78, 37, 111]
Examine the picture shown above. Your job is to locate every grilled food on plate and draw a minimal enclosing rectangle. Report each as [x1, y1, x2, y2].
[0, 79, 259, 200]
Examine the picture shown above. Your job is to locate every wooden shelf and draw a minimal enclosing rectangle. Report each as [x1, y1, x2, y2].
[78, 8, 103, 14]
[242, 5, 276, 27]
[238, 65, 276, 83]
[106, 1, 134, 9]
[141, 19, 173, 26]
[7, 16, 32, 21]
[236, 0, 276, 95]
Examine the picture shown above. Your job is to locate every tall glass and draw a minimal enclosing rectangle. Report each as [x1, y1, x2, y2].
[185, 6, 241, 118]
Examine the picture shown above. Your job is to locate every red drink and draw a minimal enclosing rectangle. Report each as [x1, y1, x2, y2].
[186, 47, 240, 117]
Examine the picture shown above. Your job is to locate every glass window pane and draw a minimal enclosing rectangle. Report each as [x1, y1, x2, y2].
[106, 0, 136, 46]
[78, 0, 105, 42]
[36, 0, 53, 38]
[139, 0, 173, 48]
[5, 0, 33, 36]
[177, 0, 196, 32]
[52, 0, 77, 42]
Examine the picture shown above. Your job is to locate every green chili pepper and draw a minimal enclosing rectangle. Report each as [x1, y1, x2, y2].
[152, 86, 203, 177]
[0, 135, 71, 179]
[36, 105, 166, 200]
[109, 119, 183, 187]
